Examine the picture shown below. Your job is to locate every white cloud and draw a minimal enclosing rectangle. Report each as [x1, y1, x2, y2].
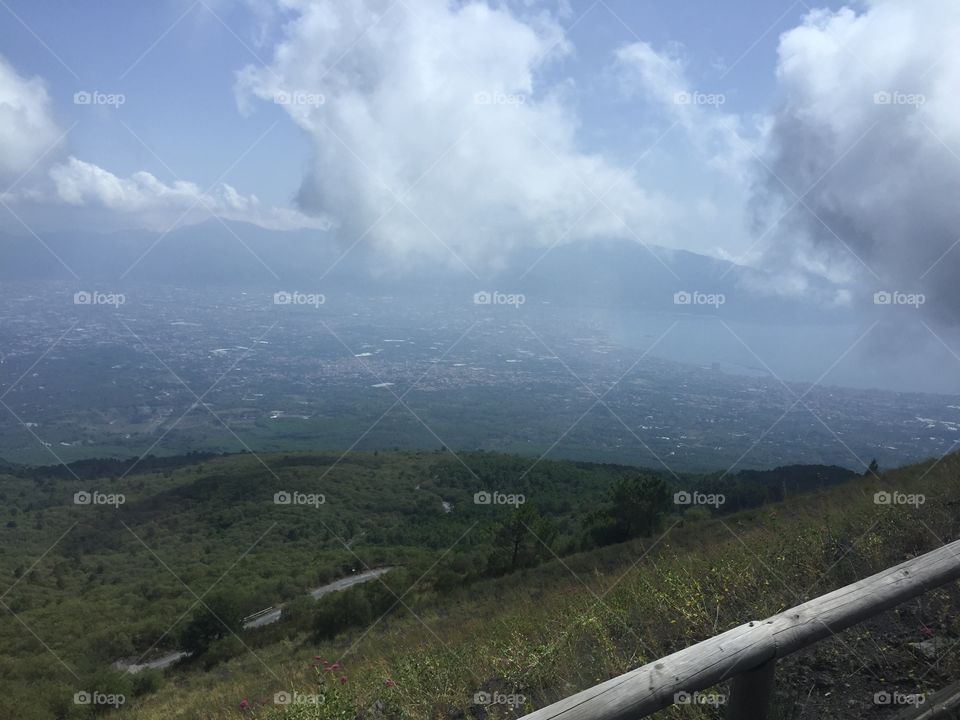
[614, 41, 753, 180]
[613, 40, 755, 262]
[755, 0, 960, 318]
[49, 156, 328, 231]
[0, 55, 63, 186]
[0, 53, 323, 233]
[235, 0, 674, 273]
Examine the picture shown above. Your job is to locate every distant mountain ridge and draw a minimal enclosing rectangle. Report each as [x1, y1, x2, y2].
[0, 218, 839, 319]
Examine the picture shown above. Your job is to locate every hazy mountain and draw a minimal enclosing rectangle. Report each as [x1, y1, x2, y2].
[0, 220, 840, 321]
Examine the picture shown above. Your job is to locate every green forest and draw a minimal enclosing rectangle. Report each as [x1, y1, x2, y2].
[0, 448, 893, 718]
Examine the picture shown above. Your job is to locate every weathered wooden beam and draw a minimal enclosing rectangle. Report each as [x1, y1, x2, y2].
[519, 537, 960, 720]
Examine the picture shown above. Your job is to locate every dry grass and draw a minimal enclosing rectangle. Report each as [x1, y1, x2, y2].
[123, 453, 960, 719]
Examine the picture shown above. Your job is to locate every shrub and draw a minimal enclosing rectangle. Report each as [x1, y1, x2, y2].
[201, 635, 245, 670]
[131, 668, 164, 697]
[312, 589, 373, 641]
[179, 592, 247, 656]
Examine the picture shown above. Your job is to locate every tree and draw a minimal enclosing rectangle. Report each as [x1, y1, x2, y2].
[312, 588, 372, 641]
[609, 475, 661, 537]
[179, 592, 247, 656]
[87, 628, 135, 661]
[487, 504, 556, 575]
[864, 459, 880, 479]
[586, 474, 671, 547]
[201, 635, 245, 669]
[282, 595, 317, 634]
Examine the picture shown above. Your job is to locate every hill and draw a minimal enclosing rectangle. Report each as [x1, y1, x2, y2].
[0, 449, 951, 719]
[0, 220, 836, 322]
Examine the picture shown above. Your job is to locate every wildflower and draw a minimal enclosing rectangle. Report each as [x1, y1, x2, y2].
[340, 675, 348, 684]
[385, 679, 396, 688]
[239, 698, 249, 710]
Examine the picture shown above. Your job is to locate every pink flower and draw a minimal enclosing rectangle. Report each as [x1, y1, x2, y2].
[340, 675, 348, 684]
[385, 679, 396, 688]
[239, 698, 249, 710]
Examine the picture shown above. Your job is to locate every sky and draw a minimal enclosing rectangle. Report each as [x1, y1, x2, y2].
[0, 0, 838, 245]
[2, 0, 960, 321]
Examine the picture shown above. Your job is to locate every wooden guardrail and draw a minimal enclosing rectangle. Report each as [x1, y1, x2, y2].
[520, 538, 960, 720]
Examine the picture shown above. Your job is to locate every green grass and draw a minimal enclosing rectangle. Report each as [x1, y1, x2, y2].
[114, 453, 960, 719]
[1, 449, 956, 719]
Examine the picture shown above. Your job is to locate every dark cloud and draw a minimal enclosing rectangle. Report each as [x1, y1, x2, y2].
[755, 0, 960, 323]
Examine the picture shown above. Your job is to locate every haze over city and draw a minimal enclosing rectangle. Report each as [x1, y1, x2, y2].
[2, 2, 960, 720]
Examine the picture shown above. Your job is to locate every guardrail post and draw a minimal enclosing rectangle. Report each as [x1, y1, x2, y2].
[726, 659, 776, 720]
[518, 539, 960, 720]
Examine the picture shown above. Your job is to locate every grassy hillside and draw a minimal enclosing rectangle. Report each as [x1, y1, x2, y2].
[1, 449, 667, 719]
[0, 449, 950, 719]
